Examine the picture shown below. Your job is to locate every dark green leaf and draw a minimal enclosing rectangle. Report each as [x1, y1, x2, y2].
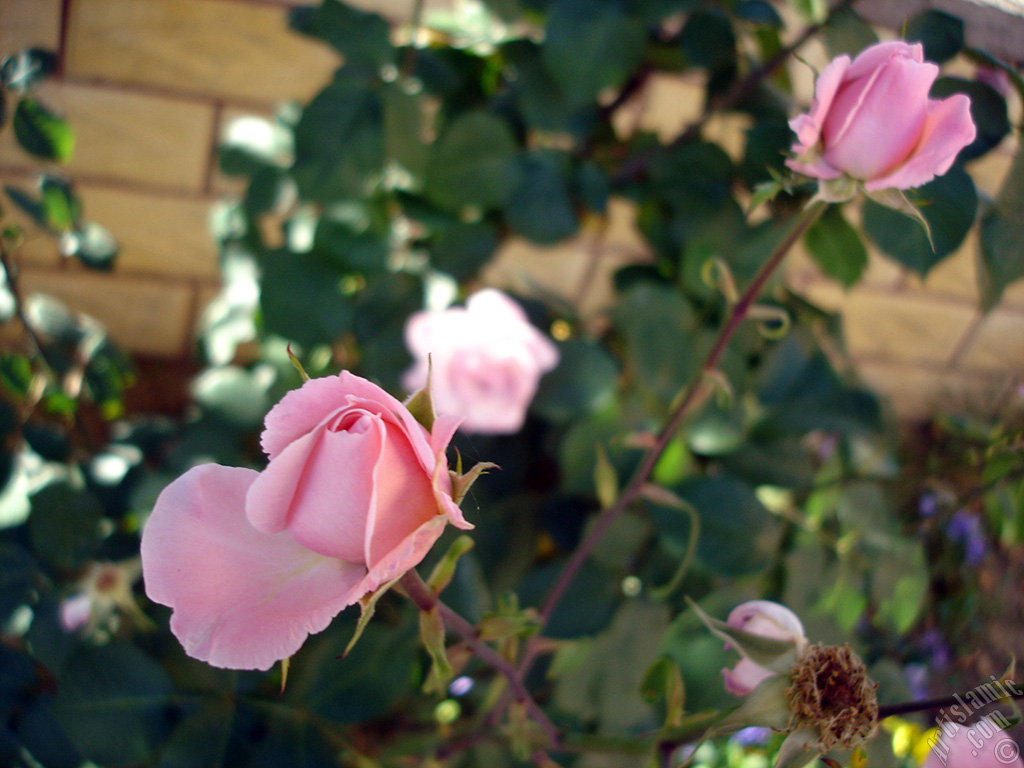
[381, 84, 428, 179]
[428, 221, 498, 280]
[244, 166, 286, 217]
[0, 544, 38, 623]
[52, 643, 172, 767]
[519, 560, 618, 638]
[574, 160, 610, 213]
[736, 0, 783, 27]
[906, 10, 964, 63]
[28, 482, 104, 571]
[13, 97, 74, 162]
[979, 133, 1024, 309]
[532, 339, 618, 422]
[3, 184, 46, 228]
[542, 0, 645, 107]
[260, 251, 353, 347]
[862, 164, 977, 275]
[613, 284, 698, 406]
[650, 475, 781, 576]
[158, 702, 235, 768]
[0, 353, 33, 398]
[804, 204, 867, 287]
[291, 73, 384, 201]
[820, 7, 878, 58]
[313, 219, 389, 272]
[504, 39, 598, 134]
[424, 110, 519, 211]
[504, 150, 578, 244]
[288, 0, 394, 70]
[681, 9, 736, 77]
[931, 77, 1009, 162]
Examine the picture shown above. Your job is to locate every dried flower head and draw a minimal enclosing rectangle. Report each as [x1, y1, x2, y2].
[785, 643, 879, 751]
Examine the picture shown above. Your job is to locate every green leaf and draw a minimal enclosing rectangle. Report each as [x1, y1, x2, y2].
[424, 111, 519, 212]
[313, 218, 389, 273]
[13, 97, 74, 162]
[504, 150, 578, 244]
[681, 9, 736, 81]
[288, 0, 394, 69]
[820, 6, 878, 58]
[931, 77, 1009, 162]
[532, 339, 618, 422]
[687, 599, 799, 671]
[40, 176, 81, 231]
[593, 445, 618, 510]
[260, 251, 353, 347]
[613, 284, 698, 406]
[650, 475, 781, 577]
[0, 544, 38, 622]
[871, 540, 928, 634]
[419, 607, 453, 693]
[381, 83, 428, 179]
[3, 184, 46, 227]
[803, 204, 867, 287]
[291, 73, 384, 201]
[979, 134, 1024, 310]
[542, 0, 645, 107]
[862, 164, 977, 276]
[905, 9, 964, 63]
[28, 482, 103, 572]
[52, 643, 172, 767]
[428, 221, 498, 280]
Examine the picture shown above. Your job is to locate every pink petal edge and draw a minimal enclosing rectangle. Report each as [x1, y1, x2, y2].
[141, 464, 366, 671]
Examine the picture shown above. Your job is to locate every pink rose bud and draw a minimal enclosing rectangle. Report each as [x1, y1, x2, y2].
[403, 289, 560, 435]
[722, 600, 807, 696]
[922, 718, 1024, 768]
[141, 372, 471, 671]
[787, 41, 976, 192]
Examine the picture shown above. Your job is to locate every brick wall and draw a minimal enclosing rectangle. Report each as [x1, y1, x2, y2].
[0, 0, 1021, 419]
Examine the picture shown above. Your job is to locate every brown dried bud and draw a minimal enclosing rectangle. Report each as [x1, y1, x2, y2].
[785, 643, 879, 752]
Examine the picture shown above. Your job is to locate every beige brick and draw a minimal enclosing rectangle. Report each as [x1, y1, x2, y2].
[0, 82, 215, 192]
[0, 0, 62, 56]
[959, 308, 1024, 372]
[66, 0, 338, 104]
[967, 139, 1015, 199]
[20, 269, 193, 356]
[856, 360, 1014, 419]
[614, 73, 704, 143]
[903, 230, 981, 303]
[843, 290, 978, 365]
[77, 185, 219, 280]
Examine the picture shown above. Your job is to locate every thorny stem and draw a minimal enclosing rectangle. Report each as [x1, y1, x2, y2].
[486, 199, 828, 727]
[398, 569, 561, 746]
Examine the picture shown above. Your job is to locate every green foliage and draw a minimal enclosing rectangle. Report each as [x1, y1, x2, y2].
[1, 1, 1018, 765]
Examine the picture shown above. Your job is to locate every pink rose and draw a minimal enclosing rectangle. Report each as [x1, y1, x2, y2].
[787, 41, 976, 191]
[722, 600, 807, 696]
[141, 372, 471, 671]
[923, 718, 1024, 768]
[403, 289, 560, 435]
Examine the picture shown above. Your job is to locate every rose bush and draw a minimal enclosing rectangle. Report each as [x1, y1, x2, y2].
[403, 289, 560, 434]
[722, 600, 808, 696]
[787, 40, 976, 192]
[141, 371, 472, 671]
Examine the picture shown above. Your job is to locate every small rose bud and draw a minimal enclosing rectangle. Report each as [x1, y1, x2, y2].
[722, 600, 808, 697]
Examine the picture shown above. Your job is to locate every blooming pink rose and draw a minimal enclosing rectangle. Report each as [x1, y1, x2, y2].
[722, 600, 807, 696]
[141, 371, 471, 671]
[923, 718, 1024, 768]
[403, 289, 560, 434]
[787, 41, 976, 191]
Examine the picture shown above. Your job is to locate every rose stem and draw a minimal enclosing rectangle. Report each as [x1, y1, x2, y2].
[488, 198, 829, 726]
[878, 689, 1024, 719]
[398, 569, 561, 746]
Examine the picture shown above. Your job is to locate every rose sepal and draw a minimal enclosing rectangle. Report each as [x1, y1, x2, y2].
[864, 186, 935, 250]
[688, 599, 801, 672]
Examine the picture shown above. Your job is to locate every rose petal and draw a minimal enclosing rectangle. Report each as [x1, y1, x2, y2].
[365, 423, 442, 568]
[845, 40, 923, 81]
[360, 516, 449, 596]
[865, 93, 975, 191]
[788, 54, 851, 152]
[727, 600, 806, 643]
[823, 53, 937, 181]
[141, 465, 365, 670]
[722, 657, 774, 697]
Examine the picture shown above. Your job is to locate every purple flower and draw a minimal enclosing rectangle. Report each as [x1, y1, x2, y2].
[946, 510, 987, 566]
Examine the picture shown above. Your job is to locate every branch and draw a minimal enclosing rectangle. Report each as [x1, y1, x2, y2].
[398, 570, 561, 746]
[878, 689, 1024, 720]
